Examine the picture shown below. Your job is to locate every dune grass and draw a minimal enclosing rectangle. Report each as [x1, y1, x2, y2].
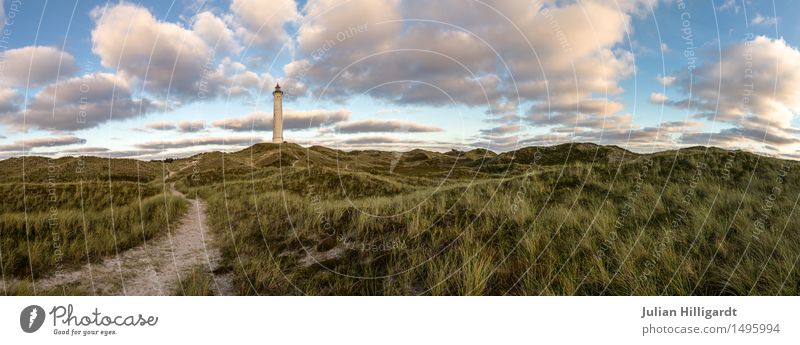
[195, 148, 800, 295]
[0, 190, 188, 282]
[2, 143, 798, 296]
[2, 279, 89, 296]
[0, 181, 163, 213]
[174, 265, 216, 296]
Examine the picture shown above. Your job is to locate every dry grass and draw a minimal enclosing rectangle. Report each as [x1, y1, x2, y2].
[174, 265, 216, 296]
[3, 144, 799, 296]
[185, 145, 800, 295]
[1, 190, 187, 283]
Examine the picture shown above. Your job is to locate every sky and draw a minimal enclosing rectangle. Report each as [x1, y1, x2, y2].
[0, 0, 799, 160]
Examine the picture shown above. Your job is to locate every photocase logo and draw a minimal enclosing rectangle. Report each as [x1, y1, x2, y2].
[20, 305, 46, 333]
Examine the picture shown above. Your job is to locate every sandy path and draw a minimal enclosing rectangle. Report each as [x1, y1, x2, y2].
[33, 187, 234, 296]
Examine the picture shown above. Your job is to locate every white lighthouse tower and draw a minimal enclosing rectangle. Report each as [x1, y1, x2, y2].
[272, 83, 284, 143]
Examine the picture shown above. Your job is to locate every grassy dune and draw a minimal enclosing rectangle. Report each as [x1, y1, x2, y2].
[0, 181, 164, 213]
[174, 265, 216, 296]
[0, 156, 165, 183]
[0, 156, 187, 289]
[174, 143, 800, 295]
[0, 192, 187, 281]
[2, 143, 798, 296]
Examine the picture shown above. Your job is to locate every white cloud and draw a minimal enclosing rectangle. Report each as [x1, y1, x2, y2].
[230, 0, 298, 51]
[286, 0, 651, 135]
[91, 3, 212, 96]
[145, 121, 175, 131]
[480, 124, 522, 136]
[340, 135, 427, 145]
[0, 88, 21, 113]
[200, 57, 274, 99]
[656, 74, 676, 86]
[90, 3, 264, 101]
[669, 36, 800, 148]
[0, 73, 154, 131]
[59, 147, 110, 155]
[136, 135, 262, 149]
[177, 120, 206, 132]
[0, 46, 79, 87]
[0, 135, 86, 152]
[649, 92, 668, 103]
[751, 14, 778, 26]
[717, 0, 741, 13]
[335, 119, 442, 133]
[143, 120, 207, 133]
[213, 109, 351, 131]
[193, 11, 241, 56]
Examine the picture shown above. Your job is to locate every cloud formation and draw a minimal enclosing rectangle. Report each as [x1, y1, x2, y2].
[91, 3, 211, 96]
[0, 88, 21, 113]
[193, 11, 241, 56]
[0, 135, 86, 152]
[656, 75, 676, 86]
[335, 119, 442, 133]
[287, 0, 645, 115]
[144, 120, 206, 132]
[667, 36, 800, 148]
[136, 135, 262, 149]
[751, 14, 778, 26]
[649, 92, 668, 103]
[1, 73, 154, 131]
[177, 120, 207, 132]
[340, 135, 426, 145]
[230, 0, 298, 51]
[4, 0, 800, 159]
[213, 109, 351, 131]
[145, 121, 175, 131]
[0, 46, 79, 87]
[90, 3, 268, 100]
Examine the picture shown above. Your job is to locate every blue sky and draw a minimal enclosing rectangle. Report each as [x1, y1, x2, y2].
[1, 0, 799, 159]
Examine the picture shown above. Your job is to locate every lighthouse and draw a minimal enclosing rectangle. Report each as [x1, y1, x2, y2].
[272, 83, 284, 143]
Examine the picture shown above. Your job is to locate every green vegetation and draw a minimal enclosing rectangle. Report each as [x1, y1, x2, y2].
[1, 191, 187, 280]
[0, 181, 164, 213]
[3, 279, 89, 296]
[174, 265, 216, 296]
[2, 143, 799, 295]
[0, 156, 165, 183]
[166, 143, 800, 295]
[0, 155, 187, 289]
